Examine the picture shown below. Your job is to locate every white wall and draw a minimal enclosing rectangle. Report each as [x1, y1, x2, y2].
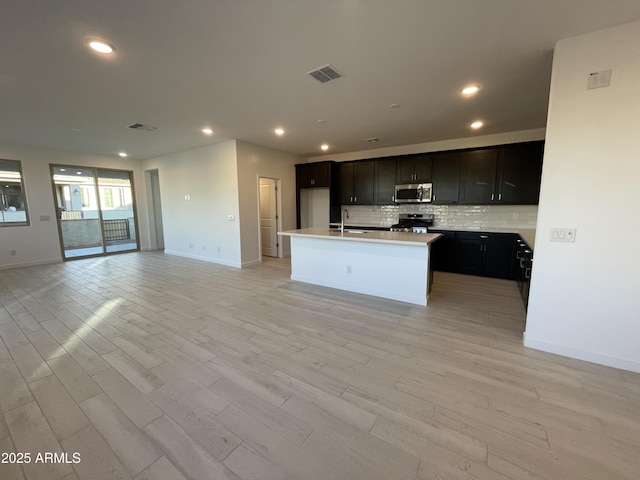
[307, 128, 546, 162]
[0, 142, 150, 269]
[524, 21, 640, 372]
[142, 141, 242, 267]
[300, 188, 330, 229]
[235, 141, 301, 265]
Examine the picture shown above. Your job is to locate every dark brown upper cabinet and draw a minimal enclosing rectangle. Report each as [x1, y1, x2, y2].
[432, 151, 462, 204]
[395, 153, 433, 184]
[497, 141, 544, 205]
[458, 141, 544, 205]
[459, 148, 499, 205]
[296, 161, 332, 189]
[337, 161, 374, 205]
[373, 158, 397, 205]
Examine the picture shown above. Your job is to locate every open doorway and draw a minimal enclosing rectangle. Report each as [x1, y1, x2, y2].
[259, 177, 279, 259]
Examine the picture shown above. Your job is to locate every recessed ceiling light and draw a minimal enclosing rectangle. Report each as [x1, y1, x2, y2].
[201, 128, 213, 135]
[71, 128, 83, 132]
[118, 152, 128, 158]
[470, 120, 484, 129]
[390, 103, 401, 108]
[274, 128, 285, 136]
[320, 144, 329, 151]
[316, 119, 326, 124]
[88, 40, 115, 54]
[461, 85, 480, 96]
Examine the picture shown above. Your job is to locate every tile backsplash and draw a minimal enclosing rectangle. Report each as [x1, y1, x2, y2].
[341, 204, 538, 229]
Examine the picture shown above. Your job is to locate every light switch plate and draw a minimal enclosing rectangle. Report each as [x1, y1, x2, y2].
[550, 228, 577, 243]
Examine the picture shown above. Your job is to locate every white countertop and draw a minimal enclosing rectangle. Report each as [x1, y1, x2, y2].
[279, 228, 442, 247]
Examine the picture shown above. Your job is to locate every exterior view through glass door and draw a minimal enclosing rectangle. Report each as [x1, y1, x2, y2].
[52, 165, 139, 259]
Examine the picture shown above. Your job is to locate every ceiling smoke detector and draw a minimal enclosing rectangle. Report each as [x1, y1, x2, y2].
[128, 123, 159, 131]
[307, 64, 342, 83]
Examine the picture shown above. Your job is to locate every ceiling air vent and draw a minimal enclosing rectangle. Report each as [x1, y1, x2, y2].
[128, 123, 159, 131]
[307, 64, 342, 84]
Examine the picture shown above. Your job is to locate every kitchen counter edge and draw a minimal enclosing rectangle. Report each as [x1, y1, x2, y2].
[279, 228, 442, 247]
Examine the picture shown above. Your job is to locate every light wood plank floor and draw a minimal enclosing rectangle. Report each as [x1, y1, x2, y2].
[1, 252, 639, 480]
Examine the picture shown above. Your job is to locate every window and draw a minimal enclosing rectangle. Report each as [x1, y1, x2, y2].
[103, 188, 114, 208]
[80, 186, 93, 208]
[100, 186, 125, 209]
[0, 159, 30, 226]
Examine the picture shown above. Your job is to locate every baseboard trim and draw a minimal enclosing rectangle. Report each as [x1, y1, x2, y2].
[163, 250, 241, 268]
[241, 259, 261, 268]
[0, 257, 62, 270]
[523, 334, 640, 373]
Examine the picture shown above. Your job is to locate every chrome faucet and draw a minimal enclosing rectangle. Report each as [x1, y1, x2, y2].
[341, 208, 349, 232]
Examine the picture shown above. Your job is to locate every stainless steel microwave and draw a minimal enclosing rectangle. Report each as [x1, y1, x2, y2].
[395, 183, 432, 203]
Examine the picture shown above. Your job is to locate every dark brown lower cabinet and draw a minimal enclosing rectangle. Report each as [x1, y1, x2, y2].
[432, 231, 516, 280]
[429, 230, 456, 272]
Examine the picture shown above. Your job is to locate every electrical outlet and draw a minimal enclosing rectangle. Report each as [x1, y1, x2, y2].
[550, 228, 577, 243]
[217, 246, 221, 253]
[346, 265, 352, 274]
[10, 250, 17, 257]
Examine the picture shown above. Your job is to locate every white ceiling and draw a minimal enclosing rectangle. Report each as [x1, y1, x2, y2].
[2, 1, 640, 160]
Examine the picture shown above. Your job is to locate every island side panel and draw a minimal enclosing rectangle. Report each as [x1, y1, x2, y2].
[289, 236, 430, 306]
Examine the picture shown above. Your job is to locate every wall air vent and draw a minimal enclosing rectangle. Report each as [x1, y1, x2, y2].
[128, 123, 159, 131]
[307, 64, 342, 84]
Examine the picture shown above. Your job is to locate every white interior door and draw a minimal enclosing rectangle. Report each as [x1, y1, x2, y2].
[259, 178, 278, 257]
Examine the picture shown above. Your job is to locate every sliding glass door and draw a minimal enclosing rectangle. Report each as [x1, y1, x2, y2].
[98, 169, 138, 253]
[52, 165, 139, 259]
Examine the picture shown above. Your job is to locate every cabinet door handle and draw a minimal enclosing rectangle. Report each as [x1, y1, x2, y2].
[432, 194, 436, 201]
[525, 267, 531, 279]
[392, 195, 395, 202]
[480, 245, 483, 252]
[491, 193, 494, 201]
[354, 196, 357, 203]
[480, 235, 488, 239]
[498, 193, 502, 201]
[350, 196, 353, 203]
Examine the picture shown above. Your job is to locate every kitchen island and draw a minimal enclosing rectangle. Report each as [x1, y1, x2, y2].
[278, 228, 442, 306]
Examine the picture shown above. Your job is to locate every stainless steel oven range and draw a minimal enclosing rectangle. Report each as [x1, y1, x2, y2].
[390, 213, 434, 233]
